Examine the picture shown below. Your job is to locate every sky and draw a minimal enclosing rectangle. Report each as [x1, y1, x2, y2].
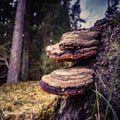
[71, 0, 108, 28]
[80, 0, 108, 28]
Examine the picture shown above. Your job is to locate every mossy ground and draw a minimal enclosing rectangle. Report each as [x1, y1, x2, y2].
[0, 81, 57, 120]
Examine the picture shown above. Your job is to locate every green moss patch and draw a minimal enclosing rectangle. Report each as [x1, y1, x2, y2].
[0, 81, 57, 120]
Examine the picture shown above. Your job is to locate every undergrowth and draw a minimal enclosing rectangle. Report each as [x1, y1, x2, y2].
[0, 81, 57, 120]
[91, 55, 120, 120]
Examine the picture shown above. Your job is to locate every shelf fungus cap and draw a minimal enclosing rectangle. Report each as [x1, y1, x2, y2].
[61, 30, 100, 41]
[46, 43, 98, 61]
[39, 67, 94, 95]
[45, 30, 99, 62]
[59, 30, 99, 50]
[59, 39, 99, 50]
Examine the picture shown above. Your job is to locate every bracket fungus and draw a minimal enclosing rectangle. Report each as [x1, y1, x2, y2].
[40, 67, 94, 95]
[46, 42, 98, 62]
[46, 30, 99, 62]
[40, 29, 99, 96]
[60, 30, 100, 41]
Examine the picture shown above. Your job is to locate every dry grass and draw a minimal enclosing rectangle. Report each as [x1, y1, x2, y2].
[0, 81, 57, 120]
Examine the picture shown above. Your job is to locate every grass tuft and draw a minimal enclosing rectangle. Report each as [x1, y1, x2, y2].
[105, 54, 120, 120]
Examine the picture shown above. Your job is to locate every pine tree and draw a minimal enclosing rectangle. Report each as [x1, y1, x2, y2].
[7, 0, 26, 83]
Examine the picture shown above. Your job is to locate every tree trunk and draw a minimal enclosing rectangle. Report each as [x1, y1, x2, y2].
[42, 22, 50, 48]
[63, 0, 71, 31]
[21, 1, 30, 80]
[21, 21, 29, 80]
[56, 16, 120, 120]
[7, 0, 26, 83]
[108, 0, 110, 8]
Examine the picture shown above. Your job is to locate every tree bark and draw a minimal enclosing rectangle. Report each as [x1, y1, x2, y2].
[56, 16, 120, 120]
[7, 0, 26, 83]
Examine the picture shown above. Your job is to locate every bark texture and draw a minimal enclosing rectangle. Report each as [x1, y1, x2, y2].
[56, 15, 120, 120]
[7, 0, 26, 83]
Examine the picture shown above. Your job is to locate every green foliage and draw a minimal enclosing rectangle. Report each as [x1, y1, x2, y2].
[91, 84, 99, 120]
[33, 50, 69, 79]
[112, 39, 120, 53]
[108, 15, 120, 26]
[91, 55, 120, 120]
[105, 55, 120, 120]
[0, 0, 69, 81]
[42, 3, 68, 41]
[92, 89, 117, 120]
[29, 1, 68, 80]
[0, 23, 13, 45]
[0, 45, 8, 56]
[40, 51, 57, 75]
[108, 39, 120, 60]
[0, 44, 9, 82]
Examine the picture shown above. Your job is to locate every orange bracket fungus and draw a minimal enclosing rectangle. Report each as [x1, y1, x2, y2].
[46, 30, 99, 62]
[40, 29, 99, 95]
[40, 67, 94, 95]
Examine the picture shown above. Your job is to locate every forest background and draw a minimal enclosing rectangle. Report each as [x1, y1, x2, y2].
[0, 0, 120, 119]
[0, 0, 69, 84]
[0, 0, 118, 84]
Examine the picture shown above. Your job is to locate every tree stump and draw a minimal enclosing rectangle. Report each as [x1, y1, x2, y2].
[56, 16, 120, 120]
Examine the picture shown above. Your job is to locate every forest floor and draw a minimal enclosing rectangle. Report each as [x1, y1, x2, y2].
[0, 81, 57, 120]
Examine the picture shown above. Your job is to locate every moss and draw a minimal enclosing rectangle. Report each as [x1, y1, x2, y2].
[112, 39, 120, 52]
[107, 40, 120, 60]
[108, 15, 120, 26]
[39, 107, 54, 120]
[0, 81, 57, 120]
[108, 52, 115, 60]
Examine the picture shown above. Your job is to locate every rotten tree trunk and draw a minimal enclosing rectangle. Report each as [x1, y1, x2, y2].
[7, 0, 26, 83]
[56, 16, 120, 120]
